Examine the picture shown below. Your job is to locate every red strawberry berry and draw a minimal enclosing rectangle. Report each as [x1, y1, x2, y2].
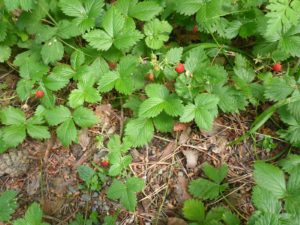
[146, 73, 154, 81]
[192, 25, 198, 33]
[35, 90, 44, 98]
[272, 63, 282, 72]
[175, 63, 185, 74]
[100, 160, 110, 167]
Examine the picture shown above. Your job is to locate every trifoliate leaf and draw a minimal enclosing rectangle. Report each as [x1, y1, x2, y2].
[0, 190, 17, 222]
[233, 54, 255, 83]
[153, 112, 174, 133]
[144, 19, 172, 50]
[125, 118, 154, 147]
[252, 186, 281, 214]
[73, 107, 98, 128]
[129, 1, 162, 21]
[202, 163, 228, 184]
[0, 45, 11, 63]
[189, 178, 225, 200]
[77, 165, 95, 184]
[206, 207, 240, 225]
[57, 119, 77, 146]
[83, 30, 113, 51]
[2, 125, 26, 147]
[13, 203, 49, 225]
[183, 199, 205, 222]
[68, 83, 101, 108]
[253, 161, 286, 198]
[44, 105, 71, 126]
[41, 38, 64, 64]
[107, 177, 144, 212]
[0, 107, 26, 125]
[27, 124, 50, 139]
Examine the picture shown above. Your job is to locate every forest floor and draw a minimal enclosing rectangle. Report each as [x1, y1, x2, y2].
[0, 64, 289, 225]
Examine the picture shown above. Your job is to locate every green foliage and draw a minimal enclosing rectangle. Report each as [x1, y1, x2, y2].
[68, 212, 99, 225]
[250, 161, 300, 224]
[0, 190, 17, 222]
[107, 177, 144, 212]
[189, 163, 228, 200]
[13, 203, 49, 225]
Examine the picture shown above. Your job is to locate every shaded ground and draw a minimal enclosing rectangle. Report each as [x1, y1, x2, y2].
[0, 65, 289, 225]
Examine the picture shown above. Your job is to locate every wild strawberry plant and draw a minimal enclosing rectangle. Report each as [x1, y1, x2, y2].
[1, 0, 300, 223]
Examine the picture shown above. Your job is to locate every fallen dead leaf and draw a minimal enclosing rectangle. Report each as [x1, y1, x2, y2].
[174, 173, 191, 203]
[182, 150, 200, 169]
[78, 128, 90, 151]
[179, 127, 191, 145]
[26, 173, 41, 195]
[159, 141, 175, 159]
[167, 217, 187, 225]
[173, 122, 189, 132]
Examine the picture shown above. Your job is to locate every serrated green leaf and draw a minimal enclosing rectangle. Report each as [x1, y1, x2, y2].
[0, 190, 17, 222]
[202, 163, 228, 184]
[0, 45, 11, 63]
[279, 154, 300, 174]
[183, 199, 205, 222]
[253, 161, 286, 198]
[102, 6, 125, 37]
[129, 1, 162, 21]
[73, 107, 98, 128]
[189, 178, 225, 200]
[138, 98, 165, 118]
[233, 54, 255, 83]
[114, 25, 143, 50]
[27, 124, 50, 139]
[144, 19, 172, 50]
[38, 87, 56, 109]
[83, 30, 113, 51]
[41, 38, 64, 64]
[0, 107, 26, 125]
[59, 0, 85, 17]
[125, 118, 154, 147]
[57, 119, 77, 146]
[98, 71, 119, 92]
[44, 105, 71, 126]
[13, 202, 49, 225]
[77, 165, 95, 184]
[175, 0, 204, 16]
[16, 79, 34, 101]
[252, 186, 281, 214]
[264, 77, 294, 101]
[2, 125, 26, 147]
[164, 95, 184, 117]
[165, 47, 183, 65]
[70, 50, 85, 70]
[153, 112, 174, 133]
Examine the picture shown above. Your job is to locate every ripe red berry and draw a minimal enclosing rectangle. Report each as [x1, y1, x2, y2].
[192, 25, 198, 33]
[175, 63, 185, 74]
[272, 63, 282, 72]
[146, 73, 154, 81]
[100, 160, 110, 167]
[35, 90, 44, 98]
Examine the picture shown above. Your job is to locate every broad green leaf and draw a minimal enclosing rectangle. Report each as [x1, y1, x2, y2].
[165, 47, 183, 65]
[70, 50, 85, 70]
[264, 77, 294, 101]
[108, 155, 132, 176]
[233, 54, 255, 83]
[2, 125, 26, 147]
[164, 95, 184, 117]
[153, 112, 174, 133]
[252, 186, 281, 214]
[279, 154, 300, 174]
[98, 71, 119, 92]
[145, 83, 169, 98]
[27, 124, 50, 139]
[174, 0, 204, 16]
[114, 24, 143, 50]
[0, 107, 26, 125]
[183, 199, 205, 222]
[68, 83, 101, 108]
[125, 118, 154, 147]
[189, 178, 225, 200]
[138, 98, 165, 118]
[16, 79, 34, 100]
[253, 161, 286, 198]
[102, 6, 125, 37]
[180, 104, 196, 122]
[41, 38, 64, 64]
[129, 1, 162, 21]
[13, 203, 49, 225]
[4, 0, 19, 11]
[68, 89, 85, 108]
[59, 0, 85, 17]
[44, 105, 71, 126]
[144, 19, 172, 50]
[83, 30, 113, 51]
[77, 165, 95, 184]
[57, 119, 77, 146]
[0, 190, 17, 222]
[202, 163, 228, 184]
[0, 45, 11, 62]
[73, 107, 98, 128]
[206, 207, 240, 225]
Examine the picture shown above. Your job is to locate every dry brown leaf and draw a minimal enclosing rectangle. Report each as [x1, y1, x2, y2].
[200, 118, 223, 137]
[179, 127, 191, 145]
[159, 141, 175, 159]
[167, 217, 187, 225]
[182, 150, 200, 169]
[173, 122, 189, 132]
[78, 128, 90, 151]
[26, 173, 41, 195]
[174, 173, 191, 203]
